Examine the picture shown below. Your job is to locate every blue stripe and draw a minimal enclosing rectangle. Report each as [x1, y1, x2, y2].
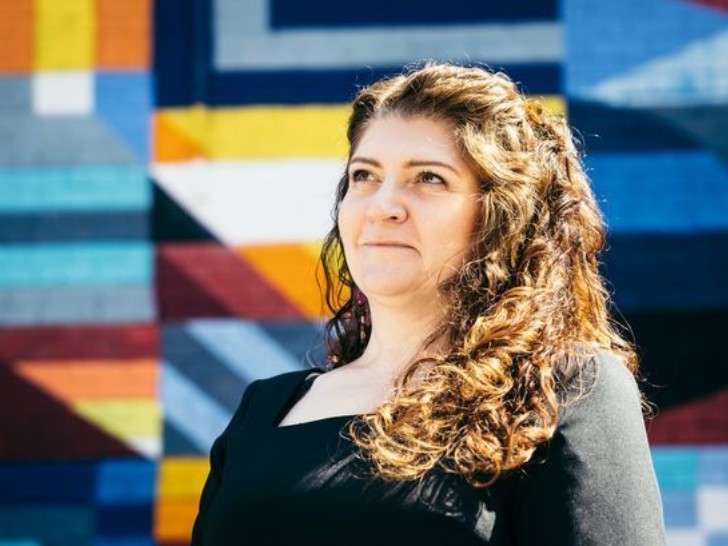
[587, 152, 728, 233]
[97, 505, 152, 536]
[202, 64, 560, 107]
[0, 211, 148, 243]
[162, 325, 247, 411]
[0, 166, 150, 212]
[161, 362, 231, 452]
[271, 0, 557, 28]
[0, 242, 152, 287]
[0, 285, 155, 325]
[186, 319, 301, 383]
[0, 462, 96, 505]
[95, 460, 156, 505]
[604, 232, 728, 311]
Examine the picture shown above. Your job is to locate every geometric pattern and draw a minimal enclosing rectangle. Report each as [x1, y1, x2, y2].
[0, 0, 726, 545]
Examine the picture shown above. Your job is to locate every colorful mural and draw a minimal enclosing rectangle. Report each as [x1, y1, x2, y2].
[0, 0, 726, 544]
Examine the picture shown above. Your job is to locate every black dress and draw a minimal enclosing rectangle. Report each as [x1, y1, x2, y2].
[191, 351, 666, 545]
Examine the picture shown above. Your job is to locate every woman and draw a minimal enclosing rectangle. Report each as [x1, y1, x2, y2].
[191, 62, 666, 545]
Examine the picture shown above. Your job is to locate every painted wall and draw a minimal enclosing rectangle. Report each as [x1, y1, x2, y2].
[0, 0, 726, 544]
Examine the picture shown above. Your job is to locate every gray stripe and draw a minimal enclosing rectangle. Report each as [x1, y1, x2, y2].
[0, 210, 149, 243]
[0, 75, 31, 114]
[214, 0, 562, 69]
[0, 117, 136, 167]
[0, 285, 155, 325]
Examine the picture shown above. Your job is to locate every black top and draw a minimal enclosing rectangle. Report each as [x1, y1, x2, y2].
[191, 351, 666, 545]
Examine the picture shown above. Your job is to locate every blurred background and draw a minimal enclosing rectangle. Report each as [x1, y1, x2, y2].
[0, 0, 726, 544]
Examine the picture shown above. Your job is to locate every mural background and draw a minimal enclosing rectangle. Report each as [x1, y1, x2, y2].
[0, 0, 726, 544]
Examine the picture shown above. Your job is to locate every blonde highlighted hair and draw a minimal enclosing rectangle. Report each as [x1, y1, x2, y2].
[318, 61, 643, 488]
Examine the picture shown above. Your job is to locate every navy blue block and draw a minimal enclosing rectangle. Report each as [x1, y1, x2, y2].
[95, 505, 153, 536]
[603, 232, 728, 311]
[0, 211, 149, 243]
[625, 308, 728, 410]
[568, 100, 700, 152]
[0, 461, 96, 505]
[271, 0, 557, 29]
[203, 64, 560, 107]
[154, 0, 211, 106]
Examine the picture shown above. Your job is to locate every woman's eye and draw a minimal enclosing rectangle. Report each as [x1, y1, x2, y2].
[350, 170, 375, 183]
[418, 171, 446, 185]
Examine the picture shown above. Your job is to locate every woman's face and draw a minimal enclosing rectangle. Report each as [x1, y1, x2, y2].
[338, 114, 481, 301]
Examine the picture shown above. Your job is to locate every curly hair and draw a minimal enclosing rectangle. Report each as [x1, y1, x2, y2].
[317, 61, 643, 488]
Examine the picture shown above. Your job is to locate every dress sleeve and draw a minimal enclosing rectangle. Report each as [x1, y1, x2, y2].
[512, 352, 666, 546]
[190, 379, 260, 546]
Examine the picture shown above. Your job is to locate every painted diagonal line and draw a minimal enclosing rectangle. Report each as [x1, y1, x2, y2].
[162, 325, 247, 411]
[215, 0, 562, 69]
[161, 362, 232, 452]
[186, 319, 301, 383]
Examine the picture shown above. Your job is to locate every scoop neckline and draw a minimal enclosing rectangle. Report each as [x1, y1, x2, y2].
[273, 369, 359, 430]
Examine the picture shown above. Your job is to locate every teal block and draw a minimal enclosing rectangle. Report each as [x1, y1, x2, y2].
[699, 447, 728, 485]
[651, 447, 699, 491]
[0, 166, 150, 212]
[0, 507, 93, 546]
[0, 242, 153, 287]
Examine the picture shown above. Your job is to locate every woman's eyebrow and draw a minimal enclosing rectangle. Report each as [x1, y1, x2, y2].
[349, 156, 461, 175]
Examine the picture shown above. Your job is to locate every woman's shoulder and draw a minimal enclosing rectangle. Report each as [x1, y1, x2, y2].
[555, 348, 643, 419]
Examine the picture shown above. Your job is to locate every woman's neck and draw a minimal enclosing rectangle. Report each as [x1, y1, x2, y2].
[349, 293, 448, 379]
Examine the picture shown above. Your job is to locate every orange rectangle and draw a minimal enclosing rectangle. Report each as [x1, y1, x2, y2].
[97, 0, 150, 68]
[155, 498, 199, 541]
[0, 0, 33, 72]
[15, 358, 158, 400]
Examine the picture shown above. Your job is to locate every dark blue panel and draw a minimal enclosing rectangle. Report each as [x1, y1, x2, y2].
[602, 232, 728, 312]
[201, 64, 560, 107]
[96, 505, 153, 535]
[0, 211, 149, 243]
[568, 100, 701, 152]
[0, 461, 96, 505]
[269, 0, 557, 29]
[154, 0, 211, 107]
[626, 308, 728, 410]
[271, 0, 558, 29]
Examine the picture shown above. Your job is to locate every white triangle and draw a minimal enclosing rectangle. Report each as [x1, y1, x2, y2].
[582, 29, 728, 107]
[152, 159, 344, 245]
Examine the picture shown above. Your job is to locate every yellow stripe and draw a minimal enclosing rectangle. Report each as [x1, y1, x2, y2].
[73, 399, 160, 439]
[155, 96, 565, 160]
[35, 0, 95, 69]
[158, 457, 210, 499]
[156, 104, 350, 159]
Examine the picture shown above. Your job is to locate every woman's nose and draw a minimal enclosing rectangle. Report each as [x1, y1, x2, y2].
[365, 179, 407, 222]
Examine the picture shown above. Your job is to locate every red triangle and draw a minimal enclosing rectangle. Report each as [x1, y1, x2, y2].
[647, 388, 728, 444]
[687, 0, 728, 13]
[156, 243, 304, 320]
[0, 365, 137, 459]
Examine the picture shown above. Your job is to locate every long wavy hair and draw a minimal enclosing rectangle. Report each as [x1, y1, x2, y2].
[317, 61, 643, 488]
